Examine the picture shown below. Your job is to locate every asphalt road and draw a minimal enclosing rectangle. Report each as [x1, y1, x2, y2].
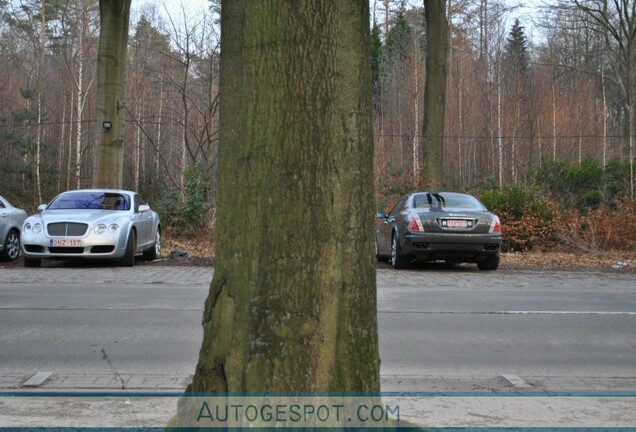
[376, 264, 636, 391]
[1, 263, 635, 392]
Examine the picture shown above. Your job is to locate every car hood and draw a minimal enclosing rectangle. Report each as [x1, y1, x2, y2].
[25, 210, 130, 225]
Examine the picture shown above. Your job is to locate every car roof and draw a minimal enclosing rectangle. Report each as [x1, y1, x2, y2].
[57, 189, 136, 195]
[411, 191, 472, 196]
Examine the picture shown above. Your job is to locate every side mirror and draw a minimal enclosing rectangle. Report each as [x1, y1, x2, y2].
[138, 204, 150, 213]
[376, 211, 388, 219]
[38, 204, 47, 212]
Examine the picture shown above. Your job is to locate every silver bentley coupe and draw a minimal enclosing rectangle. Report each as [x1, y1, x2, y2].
[21, 189, 161, 267]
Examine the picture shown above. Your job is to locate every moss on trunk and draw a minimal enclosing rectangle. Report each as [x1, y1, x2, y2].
[421, 0, 449, 190]
[188, 0, 380, 395]
[93, 0, 131, 188]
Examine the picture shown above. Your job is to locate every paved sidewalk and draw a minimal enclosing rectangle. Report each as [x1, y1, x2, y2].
[1, 387, 635, 429]
[3, 371, 636, 394]
[1, 265, 213, 286]
[0, 372, 192, 391]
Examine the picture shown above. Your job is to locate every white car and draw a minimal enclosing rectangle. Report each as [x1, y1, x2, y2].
[22, 189, 161, 267]
[0, 195, 27, 261]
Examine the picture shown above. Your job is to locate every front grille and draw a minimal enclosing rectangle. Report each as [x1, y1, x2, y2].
[47, 222, 88, 237]
[49, 247, 84, 254]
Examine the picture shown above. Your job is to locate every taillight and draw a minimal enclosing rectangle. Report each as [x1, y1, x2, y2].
[489, 216, 502, 234]
[408, 215, 424, 232]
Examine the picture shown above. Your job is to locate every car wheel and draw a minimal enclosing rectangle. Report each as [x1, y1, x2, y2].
[1, 229, 20, 261]
[143, 228, 161, 261]
[24, 257, 41, 268]
[122, 230, 136, 267]
[478, 255, 499, 271]
[391, 232, 410, 270]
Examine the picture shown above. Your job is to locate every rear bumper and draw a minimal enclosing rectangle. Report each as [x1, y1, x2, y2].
[400, 232, 501, 262]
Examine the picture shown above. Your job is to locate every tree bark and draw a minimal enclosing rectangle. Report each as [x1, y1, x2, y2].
[421, 0, 449, 190]
[93, 0, 132, 189]
[185, 0, 380, 397]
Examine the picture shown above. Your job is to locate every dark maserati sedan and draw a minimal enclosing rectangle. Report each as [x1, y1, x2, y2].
[376, 192, 502, 270]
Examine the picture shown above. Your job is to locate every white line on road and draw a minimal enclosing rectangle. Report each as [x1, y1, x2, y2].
[379, 310, 636, 315]
[501, 311, 636, 315]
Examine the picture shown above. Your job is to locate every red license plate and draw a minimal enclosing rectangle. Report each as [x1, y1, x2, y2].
[50, 239, 82, 247]
[447, 219, 468, 228]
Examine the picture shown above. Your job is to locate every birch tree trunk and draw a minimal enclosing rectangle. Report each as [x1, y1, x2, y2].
[75, 35, 85, 189]
[552, 76, 557, 160]
[67, 94, 74, 189]
[35, 0, 46, 203]
[413, 37, 420, 185]
[183, 0, 379, 397]
[73, 0, 94, 190]
[93, 0, 132, 189]
[601, 64, 607, 166]
[497, 61, 503, 188]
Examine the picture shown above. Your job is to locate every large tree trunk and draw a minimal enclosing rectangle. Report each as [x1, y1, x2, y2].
[421, 0, 449, 190]
[186, 0, 379, 396]
[92, 0, 132, 189]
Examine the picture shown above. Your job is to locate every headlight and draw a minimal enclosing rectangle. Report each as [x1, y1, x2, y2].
[32, 223, 42, 234]
[94, 223, 120, 235]
[24, 223, 32, 232]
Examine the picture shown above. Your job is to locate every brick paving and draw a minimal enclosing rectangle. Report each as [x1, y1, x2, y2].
[1, 266, 213, 286]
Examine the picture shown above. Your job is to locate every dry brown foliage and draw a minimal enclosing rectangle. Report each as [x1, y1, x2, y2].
[550, 200, 636, 252]
[501, 250, 635, 270]
[163, 228, 216, 258]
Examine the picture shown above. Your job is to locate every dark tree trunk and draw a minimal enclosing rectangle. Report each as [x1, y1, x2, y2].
[421, 0, 449, 190]
[187, 0, 380, 395]
[93, 0, 132, 188]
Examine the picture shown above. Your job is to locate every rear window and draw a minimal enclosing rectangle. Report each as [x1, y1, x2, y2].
[48, 192, 131, 211]
[412, 193, 485, 210]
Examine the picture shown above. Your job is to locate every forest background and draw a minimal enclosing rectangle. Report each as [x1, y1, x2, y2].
[1, 0, 635, 257]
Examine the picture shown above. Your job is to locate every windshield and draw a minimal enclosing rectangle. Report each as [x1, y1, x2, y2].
[47, 192, 131, 211]
[412, 193, 485, 210]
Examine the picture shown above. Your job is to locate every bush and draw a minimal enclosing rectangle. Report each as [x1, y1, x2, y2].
[477, 182, 636, 253]
[479, 187, 557, 252]
[141, 166, 215, 237]
[530, 158, 631, 211]
[180, 166, 212, 230]
[552, 199, 636, 252]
